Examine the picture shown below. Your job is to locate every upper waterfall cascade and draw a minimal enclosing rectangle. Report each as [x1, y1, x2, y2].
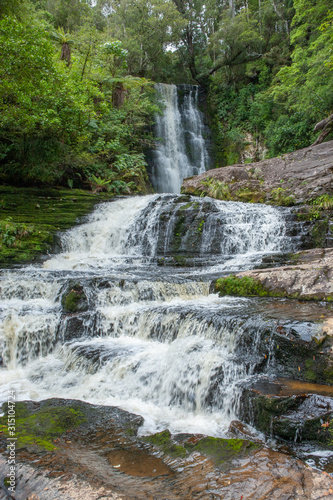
[151, 84, 210, 193]
[0, 195, 308, 436]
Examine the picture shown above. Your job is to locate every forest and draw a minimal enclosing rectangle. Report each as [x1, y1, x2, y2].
[0, 0, 333, 191]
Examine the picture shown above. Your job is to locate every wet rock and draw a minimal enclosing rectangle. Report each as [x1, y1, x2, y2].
[228, 420, 263, 443]
[182, 140, 333, 206]
[217, 247, 333, 302]
[1, 398, 333, 499]
[61, 283, 89, 313]
[240, 387, 333, 445]
[59, 312, 94, 342]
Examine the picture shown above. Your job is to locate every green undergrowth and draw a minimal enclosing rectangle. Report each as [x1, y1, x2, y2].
[0, 402, 86, 451]
[0, 185, 115, 266]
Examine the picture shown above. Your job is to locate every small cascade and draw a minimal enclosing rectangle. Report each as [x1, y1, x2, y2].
[150, 84, 210, 193]
[0, 194, 310, 436]
[42, 194, 301, 271]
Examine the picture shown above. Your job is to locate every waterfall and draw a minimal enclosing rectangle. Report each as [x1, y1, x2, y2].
[0, 195, 305, 436]
[150, 84, 210, 193]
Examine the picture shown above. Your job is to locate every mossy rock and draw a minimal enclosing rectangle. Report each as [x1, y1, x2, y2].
[215, 275, 275, 297]
[185, 436, 259, 468]
[142, 430, 187, 458]
[61, 284, 88, 313]
[240, 391, 333, 446]
[0, 401, 86, 451]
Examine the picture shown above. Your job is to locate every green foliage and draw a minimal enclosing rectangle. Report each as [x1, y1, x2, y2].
[111, 0, 186, 79]
[201, 178, 233, 200]
[1, 0, 332, 185]
[311, 194, 333, 210]
[270, 187, 295, 206]
[0, 10, 158, 191]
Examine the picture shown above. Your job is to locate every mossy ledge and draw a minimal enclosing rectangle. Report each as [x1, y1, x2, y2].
[0, 186, 115, 267]
[142, 430, 258, 466]
[214, 274, 333, 302]
[0, 401, 86, 451]
[142, 430, 187, 458]
[215, 275, 278, 298]
[185, 436, 259, 468]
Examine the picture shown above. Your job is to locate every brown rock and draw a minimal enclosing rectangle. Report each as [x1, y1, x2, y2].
[182, 140, 333, 205]
[238, 247, 333, 301]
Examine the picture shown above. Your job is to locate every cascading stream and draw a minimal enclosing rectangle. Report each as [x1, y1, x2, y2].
[0, 194, 305, 436]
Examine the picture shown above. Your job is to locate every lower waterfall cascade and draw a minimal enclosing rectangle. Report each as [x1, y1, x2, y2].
[0, 194, 313, 438]
[150, 84, 211, 193]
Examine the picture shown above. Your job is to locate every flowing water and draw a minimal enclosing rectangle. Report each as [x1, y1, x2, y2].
[1, 85, 332, 479]
[150, 84, 210, 193]
[0, 194, 308, 437]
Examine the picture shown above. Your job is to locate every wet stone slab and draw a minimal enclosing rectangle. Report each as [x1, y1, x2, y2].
[1, 398, 333, 499]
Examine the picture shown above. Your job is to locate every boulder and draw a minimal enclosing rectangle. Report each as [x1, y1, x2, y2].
[182, 140, 333, 205]
[216, 248, 333, 302]
[240, 380, 333, 445]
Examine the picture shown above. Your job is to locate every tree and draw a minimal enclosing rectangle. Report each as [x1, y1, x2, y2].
[0, 0, 30, 19]
[268, 0, 333, 131]
[52, 27, 74, 65]
[111, 0, 186, 78]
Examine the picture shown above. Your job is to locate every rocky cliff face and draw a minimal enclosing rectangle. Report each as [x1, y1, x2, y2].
[181, 140, 333, 205]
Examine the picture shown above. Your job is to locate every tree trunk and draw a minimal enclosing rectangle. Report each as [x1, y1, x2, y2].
[312, 114, 333, 145]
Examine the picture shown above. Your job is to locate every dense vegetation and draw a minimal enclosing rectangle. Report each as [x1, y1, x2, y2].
[0, 0, 332, 187]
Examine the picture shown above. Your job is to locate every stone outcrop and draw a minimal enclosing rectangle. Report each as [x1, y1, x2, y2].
[240, 381, 333, 443]
[181, 140, 333, 205]
[236, 248, 333, 301]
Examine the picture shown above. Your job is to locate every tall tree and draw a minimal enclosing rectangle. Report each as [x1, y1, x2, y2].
[111, 0, 186, 78]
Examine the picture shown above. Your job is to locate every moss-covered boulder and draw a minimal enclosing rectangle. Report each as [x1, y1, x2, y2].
[61, 284, 88, 313]
[0, 401, 86, 451]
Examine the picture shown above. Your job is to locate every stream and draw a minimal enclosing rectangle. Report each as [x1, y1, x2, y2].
[0, 195, 324, 438]
[1, 84, 333, 485]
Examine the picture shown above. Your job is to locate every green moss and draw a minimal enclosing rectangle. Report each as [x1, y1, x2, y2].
[62, 291, 81, 312]
[305, 359, 314, 369]
[215, 275, 333, 302]
[0, 186, 114, 266]
[323, 367, 333, 384]
[173, 213, 186, 251]
[179, 201, 194, 210]
[305, 370, 317, 381]
[142, 430, 187, 458]
[235, 188, 265, 203]
[310, 220, 329, 247]
[61, 284, 88, 313]
[215, 275, 273, 297]
[185, 437, 258, 467]
[0, 402, 86, 451]
[195, 219, 205, 234]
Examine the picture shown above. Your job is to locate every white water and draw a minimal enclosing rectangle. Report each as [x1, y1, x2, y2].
[151, 84, 210, 193]
[0, 195, 301, 435]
